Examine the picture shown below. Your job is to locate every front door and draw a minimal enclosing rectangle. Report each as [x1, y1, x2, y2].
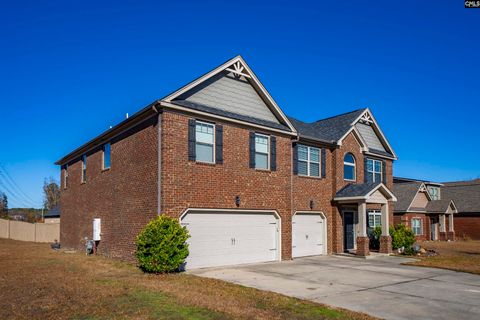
[431, 217, 437, 240]
[344, 212, 355, 251]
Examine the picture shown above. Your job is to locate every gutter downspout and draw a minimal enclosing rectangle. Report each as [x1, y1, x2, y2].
[152, 103, 162, 216]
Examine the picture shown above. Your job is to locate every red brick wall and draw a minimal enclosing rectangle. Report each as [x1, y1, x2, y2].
[60, 116, 159, 260]
[393, 213, 429, 241]
[160, 110, 293, 259]
[292, 147, 334, 254]
[454, 214, 480, 240]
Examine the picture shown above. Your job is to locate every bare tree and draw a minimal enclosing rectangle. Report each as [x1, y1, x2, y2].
[0, 192, 8, 218]
[43, 177, 60, 210]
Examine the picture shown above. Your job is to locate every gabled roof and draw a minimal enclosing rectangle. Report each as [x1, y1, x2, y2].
[393, 181, 425, 212]
[334, 182, 397, 201]
[162, 55, 296, 134]
[288, 108, 396, 159]
[442, 179, 480, 213]
[45, 205, 61, 218]
[426, 199, 457, 214]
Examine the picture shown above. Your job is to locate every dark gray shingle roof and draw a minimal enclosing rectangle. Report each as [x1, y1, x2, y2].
[45, 205, 61, 218]
[287, 109, 366, 143]
[442, 179, 480, 213]
[393, 182, 423, 212]
[335, 182, 382, 198]
[426, 199, 454, 213]
[172, 100, 291, 132]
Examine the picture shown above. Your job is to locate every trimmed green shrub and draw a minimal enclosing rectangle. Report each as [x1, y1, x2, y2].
[368, 226, 382, 250]
[390, 224, 415, 251]
[136, 215, 190, 273]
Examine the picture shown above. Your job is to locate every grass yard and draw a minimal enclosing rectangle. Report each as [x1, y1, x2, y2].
[406, 240, 480, 275]
[0, 239, 374, 320]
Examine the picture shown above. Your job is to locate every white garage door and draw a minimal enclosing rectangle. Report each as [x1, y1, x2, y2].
[181, 211, 279, 269]
[292, 213, 325, 258]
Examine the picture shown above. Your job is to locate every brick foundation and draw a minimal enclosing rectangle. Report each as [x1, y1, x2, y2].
[356, 236, 370, 256]
[447, 231, 455, 241]
[379, 235, 392, 254]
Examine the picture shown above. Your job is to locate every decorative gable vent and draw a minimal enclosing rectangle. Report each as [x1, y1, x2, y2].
[359, 111, 373, 125]
[225, 61, 251, 79]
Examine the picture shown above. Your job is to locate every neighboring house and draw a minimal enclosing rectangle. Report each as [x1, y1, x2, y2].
[393, 177, 457, 241]
[56, 56, 397, 268]
[44, 205, 61, 223]
[442, 179, 480, 240]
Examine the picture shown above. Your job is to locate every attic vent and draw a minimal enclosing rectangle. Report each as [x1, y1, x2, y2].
[226, 61, 251, 79]
[359, 111, 373, 125]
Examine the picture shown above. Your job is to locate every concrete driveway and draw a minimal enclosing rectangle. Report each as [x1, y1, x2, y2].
[190, 255, 480, 320]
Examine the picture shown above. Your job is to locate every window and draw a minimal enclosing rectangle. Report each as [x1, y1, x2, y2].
[366, 158, 382, 182]
[81, 155, 87, 183]
[64, 164, 68, 189]
[103, 143, 111, 170]
[412, 218, 422, 235]
[343, 153, 356, 181]
[367, 210, 381, 235]
[297, 145, 320, 177]
[255, 134, 270, 170]
[195, 121, 215, 163]
[428, 186, 440, 200]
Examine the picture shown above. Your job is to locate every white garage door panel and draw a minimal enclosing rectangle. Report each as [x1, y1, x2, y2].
[292, 214, 325, 258]
[182, 212, 278, 269]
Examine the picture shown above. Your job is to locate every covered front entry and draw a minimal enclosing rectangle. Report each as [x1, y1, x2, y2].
[180, 209, 280, 269]
[334, 183, 397, 256]
[292, 212, 326, 257]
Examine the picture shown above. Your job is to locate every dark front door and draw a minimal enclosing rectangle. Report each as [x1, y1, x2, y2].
[344, 212, 355, 251]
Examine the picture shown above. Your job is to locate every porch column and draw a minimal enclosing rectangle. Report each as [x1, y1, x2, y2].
[379, 203, 392, 254]
[439, 214, 447, 240]
[448, 214, 455, 241]
[356, 202, 369, 256]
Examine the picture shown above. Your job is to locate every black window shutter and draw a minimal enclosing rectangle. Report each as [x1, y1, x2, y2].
[249, 132, 255, 168]
[382, 160, 387, 184]
[292, 143, 298, 175]
[188, 119, 196, 161]
[270, 136, 276, 171]
[321, 148, 326, 178]
[215, 125, 223, 164]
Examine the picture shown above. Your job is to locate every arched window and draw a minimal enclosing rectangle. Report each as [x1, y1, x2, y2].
[344, 153, 356, 181]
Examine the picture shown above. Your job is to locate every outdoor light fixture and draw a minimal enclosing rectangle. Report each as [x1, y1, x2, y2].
[235, 195, 241, 207]
[310, 200, 314, 209]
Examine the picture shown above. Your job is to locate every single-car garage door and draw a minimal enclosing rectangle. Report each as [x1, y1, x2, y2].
[181, 211, 279, 269]
[292, 213, 326, 258]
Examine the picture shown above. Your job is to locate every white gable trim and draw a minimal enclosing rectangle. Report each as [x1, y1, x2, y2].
[448, 200, 458, 214]
[162, 55, 297, 134]
[333, 183, 397, 202]
[338, 109, 397, 159]
[406, 182, 432, 211]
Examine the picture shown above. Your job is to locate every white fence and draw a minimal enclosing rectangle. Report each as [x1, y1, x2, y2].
[0, 219, 60, 243]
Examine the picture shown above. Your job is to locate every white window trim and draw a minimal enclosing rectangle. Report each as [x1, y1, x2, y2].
[343, 154, 356, 181]
[102, 143, 111, 170]
[298, 145, 320, 177]
[367, 158, 382, 182]
[81, 155, 87, 183]
[428, 186, 440, 200]
[367, 210, 381, 229]
[255, 133, 270, 170]
[195, 120, 216, 164]
[412, 218, 423, 235]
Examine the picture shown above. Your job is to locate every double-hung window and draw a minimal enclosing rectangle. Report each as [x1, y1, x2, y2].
[195, 121, 215, 163]
[428, 186, 440, 200]
[412, 218, 422, 235]
[367, 210, 381, 235]
[103, 143, 111, 170]
[366, 158, 382, 182]
[254, 134, 270, 170]
[298, 145, 320, 177]
[81, 155, 87, 183]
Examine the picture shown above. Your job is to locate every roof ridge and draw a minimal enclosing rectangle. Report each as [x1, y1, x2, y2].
[313, 108, 366, 123]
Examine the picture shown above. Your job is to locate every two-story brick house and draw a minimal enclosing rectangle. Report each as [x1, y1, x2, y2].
[56, 56, 397, 268]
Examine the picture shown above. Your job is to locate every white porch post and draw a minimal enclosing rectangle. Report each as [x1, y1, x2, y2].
[440, 214, 446, 232]
[381, 203, 389, 236]
[449, 214, 454, 232]
[358, 202, 367, 237]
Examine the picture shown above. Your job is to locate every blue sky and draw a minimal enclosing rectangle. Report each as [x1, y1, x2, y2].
[0, 0, 479, 208]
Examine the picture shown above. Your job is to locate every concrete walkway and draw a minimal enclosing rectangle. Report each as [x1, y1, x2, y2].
[190, 255, 480, 320]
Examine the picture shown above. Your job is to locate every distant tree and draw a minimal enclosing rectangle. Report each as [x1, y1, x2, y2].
[0, 192, 8, 218]
[43, 177, 60, 210]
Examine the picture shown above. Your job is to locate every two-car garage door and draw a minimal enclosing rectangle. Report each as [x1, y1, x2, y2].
[181, 211, 279, 269]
